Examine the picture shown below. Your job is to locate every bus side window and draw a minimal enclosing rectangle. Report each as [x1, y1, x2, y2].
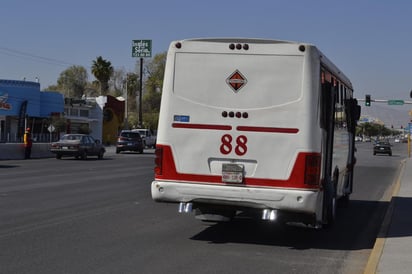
[344, 98, 361, 133]
[320, 82, 334, 130]
[354, 101, 361, 121]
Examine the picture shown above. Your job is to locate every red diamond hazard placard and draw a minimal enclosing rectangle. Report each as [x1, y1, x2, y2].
[226, 70, 247, 93]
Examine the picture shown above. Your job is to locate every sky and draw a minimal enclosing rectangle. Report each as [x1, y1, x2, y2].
[2, 0, 412, 124]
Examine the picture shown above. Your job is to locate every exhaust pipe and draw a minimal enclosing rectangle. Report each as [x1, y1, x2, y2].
[178, 202, 193, 213]
[262, 209, 277, 221]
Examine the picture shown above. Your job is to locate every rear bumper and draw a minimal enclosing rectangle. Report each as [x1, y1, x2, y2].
[50, 149, 80, 156]
[116, 145, 142, 151]
[151, 180, 321, 214]
[374, 149, 391, 154]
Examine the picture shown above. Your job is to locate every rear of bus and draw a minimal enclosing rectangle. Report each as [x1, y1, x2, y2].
[152, 38, 324, 225]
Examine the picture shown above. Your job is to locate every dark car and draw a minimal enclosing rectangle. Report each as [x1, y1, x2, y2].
[116, 130, 144, 154]
[50, 134, 105, 160]
[373, 141, 392, 156]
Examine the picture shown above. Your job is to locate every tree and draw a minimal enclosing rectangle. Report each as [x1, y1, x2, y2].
[357, 122, 394, 138]
[139, 52, 166, 129]
[144, 52, 166, 96]
[56, 65, 88, 98]
[43, 84, 60, 92]
[91, 56, 113, 95]
[110, 68, 128, 97]
[83, 82, 100, 97]
[78, 124, 91, 134]
[125, 72, 139, 113]
[51, 116, 67, 132]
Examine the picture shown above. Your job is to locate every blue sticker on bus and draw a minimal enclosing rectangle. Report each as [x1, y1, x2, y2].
[174, 115, 190, 122]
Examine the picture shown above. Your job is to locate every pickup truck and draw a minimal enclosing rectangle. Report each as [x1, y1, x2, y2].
[134, 129, 156, 148]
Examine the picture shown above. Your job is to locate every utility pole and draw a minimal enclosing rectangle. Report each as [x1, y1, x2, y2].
[139, 58, 143, 128]
[124, 74, 128, 129]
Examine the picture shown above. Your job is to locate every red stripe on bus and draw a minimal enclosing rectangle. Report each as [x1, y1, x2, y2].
[172, 123, 232, 130]
[155, 145, 319, 190]
[236, 126, 299, 134]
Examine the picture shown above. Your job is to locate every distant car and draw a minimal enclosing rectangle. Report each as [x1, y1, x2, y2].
[134, 129, 156, 148]
[50, 134, 105, 160]
[355, 136, 363, 142]
[373, 141, 392, 156]
[116, 130, 144, 154]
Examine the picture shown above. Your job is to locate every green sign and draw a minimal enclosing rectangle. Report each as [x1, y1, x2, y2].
[132, 40, 152, 57]
[388, 100, 404, 105]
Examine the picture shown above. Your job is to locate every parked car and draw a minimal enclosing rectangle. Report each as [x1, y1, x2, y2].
[373, 141, 392, 156]
[50, 134, 105, 160]
[355, 136, 363, 142]
[116, 130, 144, 154]
[133, 129, 156, 148]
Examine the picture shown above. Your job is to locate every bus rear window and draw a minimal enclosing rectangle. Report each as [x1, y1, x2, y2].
[173, 53, 304, 109]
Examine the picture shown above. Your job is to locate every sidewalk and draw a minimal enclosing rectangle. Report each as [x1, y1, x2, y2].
[365, 158, 412, 274]
[0, 143, 54, 160]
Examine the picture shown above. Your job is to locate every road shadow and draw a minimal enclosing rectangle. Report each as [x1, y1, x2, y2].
[385, 196, 412, 238]
[116, 152, 145, 155]
[190, 199, 391, 251]
[55, 157, 114, 161]
[373, 154, 401, 158]
[0, 164, 19, 168]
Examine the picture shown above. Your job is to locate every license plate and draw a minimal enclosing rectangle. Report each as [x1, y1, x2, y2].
[62, 146, 68, 150]
[128, 143, 133, 146]
[222, 163, 244, 183]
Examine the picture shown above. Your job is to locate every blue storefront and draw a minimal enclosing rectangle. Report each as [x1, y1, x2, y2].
[0, 79, 64, 142]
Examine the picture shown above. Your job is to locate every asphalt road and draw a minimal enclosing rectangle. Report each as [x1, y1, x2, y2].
[0, 142, 407, 274]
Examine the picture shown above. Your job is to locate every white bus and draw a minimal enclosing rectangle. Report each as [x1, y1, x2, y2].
[151, 38, 360, 228]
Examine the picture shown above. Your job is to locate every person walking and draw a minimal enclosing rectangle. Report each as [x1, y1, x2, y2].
[24, 128, 32, 159]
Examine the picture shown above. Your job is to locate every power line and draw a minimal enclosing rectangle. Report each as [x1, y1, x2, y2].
[0, 46, 75, 67]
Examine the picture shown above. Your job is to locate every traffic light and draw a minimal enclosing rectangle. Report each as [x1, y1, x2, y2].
[365, 94, 371, 107]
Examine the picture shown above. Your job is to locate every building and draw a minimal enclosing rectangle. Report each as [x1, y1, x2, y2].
[0, 79, 125, 144]
[0, 79, 64, 142]
[98, 95, 125, 145]
[64, 95, 125, 144]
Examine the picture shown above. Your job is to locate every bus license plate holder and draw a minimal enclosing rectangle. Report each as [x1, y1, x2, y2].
[222, 163, 244, 184]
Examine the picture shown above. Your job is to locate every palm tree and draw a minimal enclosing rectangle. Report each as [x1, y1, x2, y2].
[91, 56, 113, 95]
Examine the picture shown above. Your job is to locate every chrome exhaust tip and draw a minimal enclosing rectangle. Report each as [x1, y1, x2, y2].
[178, 202, 193, 213]
[262, 209, 277, 221]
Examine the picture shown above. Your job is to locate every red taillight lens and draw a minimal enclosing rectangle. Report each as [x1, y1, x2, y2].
[154, 147, 163, 175]
[304, 154, 321, 186]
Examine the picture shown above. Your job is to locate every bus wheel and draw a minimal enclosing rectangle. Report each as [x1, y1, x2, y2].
[340, 194, 350, 208]
[327, 194, 336, 224]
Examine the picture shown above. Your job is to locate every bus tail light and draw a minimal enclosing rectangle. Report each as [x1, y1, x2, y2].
[154, 147, 163, 175]
[304, 153, 321, 186]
